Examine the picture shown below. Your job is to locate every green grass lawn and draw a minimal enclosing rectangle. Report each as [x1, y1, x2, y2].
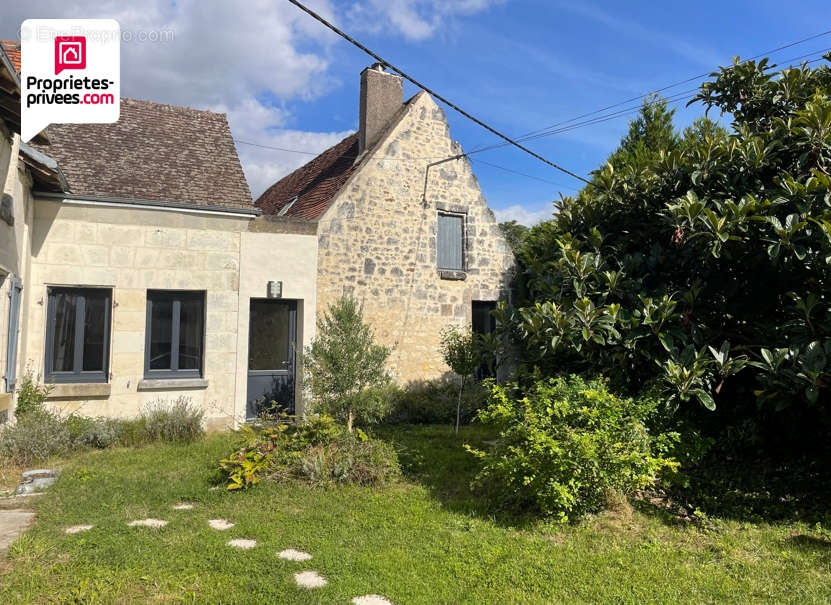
[1, 424, 830, 604]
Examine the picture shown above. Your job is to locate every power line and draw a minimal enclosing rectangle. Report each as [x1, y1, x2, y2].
[466, 47, 831, 157]
[499, 30, 831, 145]
[469, 157, 577, 190]
[284, 0, 591, 185]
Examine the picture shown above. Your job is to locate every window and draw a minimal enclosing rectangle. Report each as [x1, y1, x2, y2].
[437, 212, 464, 271]
[145, 290, 204, 378]
[45, 287, 111, 383]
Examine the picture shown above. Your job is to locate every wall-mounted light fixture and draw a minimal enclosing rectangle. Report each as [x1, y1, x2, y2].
[267, 280, 283, 299]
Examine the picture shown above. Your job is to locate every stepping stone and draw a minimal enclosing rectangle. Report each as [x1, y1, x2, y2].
[173, 503, 194, 510]
[127, 518, 168, 528]
[227, 538, 257, 549]
[65, 524, 93, 534]
[208, 519, 234, 530]
[16, 469, 59, 495]
[0, 510, 35, 555]
[353, 596, 393, 605]
[294, 571, 327, 589]
[278, 548, 312, 561]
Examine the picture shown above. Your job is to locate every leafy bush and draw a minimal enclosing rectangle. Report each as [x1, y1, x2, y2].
[384, 378, 487, 425]
[141, 397, 204, 443]
[64, 415, 123, 449]
[508, 56, 831, 446]
[305, 296, 392, 431]
[218, 414, 400, 490]
[14, 370, 51, 418]
[467, 375, 678, 522]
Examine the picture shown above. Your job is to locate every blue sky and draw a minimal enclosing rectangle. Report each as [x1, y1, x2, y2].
[2, 0, 829, 224]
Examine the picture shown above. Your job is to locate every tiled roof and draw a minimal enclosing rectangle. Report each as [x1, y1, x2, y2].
[2, 39, 252, 210]
[256, 133, 360, 220]
[1, 40, 20, 71]
[36, 98, 253, 209]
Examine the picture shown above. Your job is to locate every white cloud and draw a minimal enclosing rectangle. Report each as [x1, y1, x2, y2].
[1, 0, 502, 196]
[346, 0, 505, 41]
[556, 1, 724, 69]
[493, 203, 554, 226]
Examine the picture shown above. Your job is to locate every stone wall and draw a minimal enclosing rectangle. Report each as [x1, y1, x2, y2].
[315, 92, 515, 383]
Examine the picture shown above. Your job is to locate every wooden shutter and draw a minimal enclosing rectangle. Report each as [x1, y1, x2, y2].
[4, 276, 22, 393]
[437, 213, 463, 270]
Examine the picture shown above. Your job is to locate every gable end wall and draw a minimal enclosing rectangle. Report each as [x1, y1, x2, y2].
[315, 93, 515, 383]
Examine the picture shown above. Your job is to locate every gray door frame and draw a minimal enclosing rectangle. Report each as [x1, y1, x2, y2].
[246, 299, 297, 420]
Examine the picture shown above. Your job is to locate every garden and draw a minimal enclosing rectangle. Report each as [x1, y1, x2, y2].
[2, 55, 831, 603]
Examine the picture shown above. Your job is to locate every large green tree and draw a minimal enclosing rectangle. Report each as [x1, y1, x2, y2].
[506, 56, 831, 447]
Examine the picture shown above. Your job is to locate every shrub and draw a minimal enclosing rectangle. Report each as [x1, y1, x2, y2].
[218, 414, 400, 490]
[467, 374, 678, 522]
[304, 296, 392, 431]
[141, 397, 204, 443]
[384, 378, 487, 425]
[65, 415, 123, 449]
[0, 410, 72, 465]
[14, 370, 51, 418]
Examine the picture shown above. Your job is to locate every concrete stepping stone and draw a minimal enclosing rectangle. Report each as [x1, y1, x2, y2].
[65, 524, 94, 534]
[16, 469, 59, 495]
[353, 596, 393, 605]
[278, 548, 312, 561]
[127, 518, 168, 528]
[227, 538, 257, 549]
[0, 510, 35, 555]
[294, 570, 327, 588]
[208, 519, 234, 530]
[172, 503, 194, 510]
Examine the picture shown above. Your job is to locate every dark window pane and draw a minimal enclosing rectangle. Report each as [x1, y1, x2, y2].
[438, 213, 463, 270]
[51, 292, 76, 372]
[178, 296, 203, 371]
[82, 293, 107, 371]
[249, 301, 290, 371]
[472, 301, 496, 335]
[149, 298, 173, 370]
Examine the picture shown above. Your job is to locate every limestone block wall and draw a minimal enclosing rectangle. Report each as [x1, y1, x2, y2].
[315, 92, 515, 383]
[235, 221, 318, 421]
[25, 200, 247, 428]
[0, 126, 35, 411]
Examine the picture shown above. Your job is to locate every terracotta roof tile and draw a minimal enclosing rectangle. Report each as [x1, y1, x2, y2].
[256, 133, 360, 220]
[35, 98, 253, 209]
[1, 40, 20, 72]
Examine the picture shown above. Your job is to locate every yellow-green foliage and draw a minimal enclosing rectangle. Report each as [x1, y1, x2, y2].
[468, 375, 679, 521]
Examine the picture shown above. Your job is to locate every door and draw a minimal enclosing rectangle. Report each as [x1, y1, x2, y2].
[472, 300, 497, 380]
[246, 299, 297, 420]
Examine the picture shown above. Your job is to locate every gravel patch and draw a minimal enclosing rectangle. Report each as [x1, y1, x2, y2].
[127, 518, 168, 528]
[352, 596, 394, 605]
[227, 539, 257, 549]
[294, 571, 327, 589]
[64, 524, 94, 534]
[173, 503, 194, 510]
[208, 519, 235, 530]
[278, 548, 312, 562]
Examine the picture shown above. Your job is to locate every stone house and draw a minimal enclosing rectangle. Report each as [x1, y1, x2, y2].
[1, 36, 514, 427]
[0, 41, 317, 427]
[257, 64, 515, 383]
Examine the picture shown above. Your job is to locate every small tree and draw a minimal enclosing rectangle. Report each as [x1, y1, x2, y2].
[439, 325, 481, 434]
[304, 296, 392, 432]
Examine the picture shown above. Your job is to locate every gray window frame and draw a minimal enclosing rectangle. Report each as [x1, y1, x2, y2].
[437, 211, 465, 271]
[144, 290, 205, 380]
[44, 287, 111, 384]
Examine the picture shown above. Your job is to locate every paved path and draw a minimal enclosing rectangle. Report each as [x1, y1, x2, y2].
[0, 509, 34, 555]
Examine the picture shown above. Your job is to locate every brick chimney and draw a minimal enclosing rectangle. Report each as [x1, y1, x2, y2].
[359, 63, 402, 155]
